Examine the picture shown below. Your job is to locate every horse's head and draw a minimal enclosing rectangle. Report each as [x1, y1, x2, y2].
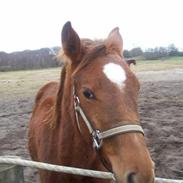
[61, 22, 154, 183]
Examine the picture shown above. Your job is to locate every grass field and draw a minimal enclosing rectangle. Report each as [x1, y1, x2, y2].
[0, 57, 183, 98]
[132, 56, 183, 72]
[0, 68, 60, 97]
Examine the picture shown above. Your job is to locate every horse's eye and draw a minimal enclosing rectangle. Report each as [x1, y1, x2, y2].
[83, 89, 95, 99]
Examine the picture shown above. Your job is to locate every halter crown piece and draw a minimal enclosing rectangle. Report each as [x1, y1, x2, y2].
[73, 85, 144, 150]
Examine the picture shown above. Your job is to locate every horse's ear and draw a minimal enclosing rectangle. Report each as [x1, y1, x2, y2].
[106, 27, 123, 56]
[126, 59, 136, 67]
[61, 21, 81, 63]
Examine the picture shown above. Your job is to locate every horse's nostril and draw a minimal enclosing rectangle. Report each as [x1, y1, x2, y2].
[127, 172, 136, 183]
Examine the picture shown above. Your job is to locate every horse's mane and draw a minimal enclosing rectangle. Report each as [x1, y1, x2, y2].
[55, 64, 67, 125]
[41, 64, 67, 129]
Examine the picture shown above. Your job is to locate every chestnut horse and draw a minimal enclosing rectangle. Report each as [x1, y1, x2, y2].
[28, 22, 154, 183]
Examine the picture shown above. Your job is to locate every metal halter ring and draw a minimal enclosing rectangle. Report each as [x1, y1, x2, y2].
[74, 95, 80, 107]
[92, 130, 103, 149]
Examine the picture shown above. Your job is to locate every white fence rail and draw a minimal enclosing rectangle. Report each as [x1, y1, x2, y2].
[0, 156, 182, 183]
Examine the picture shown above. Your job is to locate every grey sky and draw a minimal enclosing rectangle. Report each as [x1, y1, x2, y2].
[0, 0, 182, 52]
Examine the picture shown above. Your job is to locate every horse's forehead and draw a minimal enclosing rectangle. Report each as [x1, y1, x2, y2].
[102, 62, 127, 90]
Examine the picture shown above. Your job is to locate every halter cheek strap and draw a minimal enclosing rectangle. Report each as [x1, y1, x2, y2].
[73, 89, 144, 150]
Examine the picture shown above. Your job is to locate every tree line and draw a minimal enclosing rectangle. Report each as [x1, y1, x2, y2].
[0, 44, 182, 72]
[0, 47, 61, 71]
[123, 44, 183, 60]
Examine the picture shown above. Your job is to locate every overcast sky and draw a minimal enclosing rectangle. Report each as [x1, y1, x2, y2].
[0, 0, 182, 53]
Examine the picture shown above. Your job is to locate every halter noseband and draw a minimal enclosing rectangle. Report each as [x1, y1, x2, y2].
[73, 85, 144, 150]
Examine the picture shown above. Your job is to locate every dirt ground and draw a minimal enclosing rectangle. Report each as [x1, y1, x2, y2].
[0, 69, 183, 182]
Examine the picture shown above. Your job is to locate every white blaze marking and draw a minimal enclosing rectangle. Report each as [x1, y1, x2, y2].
[103, 63, 126, 89]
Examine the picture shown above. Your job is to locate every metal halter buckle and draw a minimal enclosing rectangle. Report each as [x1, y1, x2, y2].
[92, 130, 103, 149]
[73, 85, 80, 108]
[74, 95, 80, 107]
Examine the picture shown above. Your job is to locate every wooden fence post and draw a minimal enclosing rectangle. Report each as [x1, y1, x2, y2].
[0, 164, 24, 183]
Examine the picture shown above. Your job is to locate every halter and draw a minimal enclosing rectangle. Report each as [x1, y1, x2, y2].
[73, 85, 144, 150]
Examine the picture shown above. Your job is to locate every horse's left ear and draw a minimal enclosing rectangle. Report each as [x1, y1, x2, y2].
[61, 21, 81, 63]
[106, 27, 123, 56]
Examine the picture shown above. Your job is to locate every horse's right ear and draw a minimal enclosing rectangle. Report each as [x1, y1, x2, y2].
[61, 21, 81, 63]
